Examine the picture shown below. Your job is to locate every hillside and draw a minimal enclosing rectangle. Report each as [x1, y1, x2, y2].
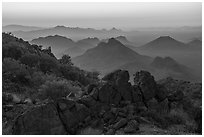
[139, 36, 187, 51]
[76, 37, 100, 50]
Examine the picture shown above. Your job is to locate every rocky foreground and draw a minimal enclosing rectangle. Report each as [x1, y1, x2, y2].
[3, 70, 202, 135]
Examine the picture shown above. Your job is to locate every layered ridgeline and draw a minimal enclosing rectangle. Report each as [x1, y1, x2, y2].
[9, 25, 124, 41]
[30, 35, 100, 58]
[72, 38, 151, 74]
[73, 38, 198, 81]
[138, 36, 202, 52]
[2, 24, 44, 32]
[135, 36, 202, 82]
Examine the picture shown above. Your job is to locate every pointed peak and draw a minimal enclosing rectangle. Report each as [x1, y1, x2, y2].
[116, 36, 127, 40]
[108, 38, 122, 44]
[157, 36, 174, 40]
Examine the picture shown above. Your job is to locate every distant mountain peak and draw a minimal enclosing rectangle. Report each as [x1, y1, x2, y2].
[107, 38, 122, 45]
[157, 36, 175, 41]
[140, 35, 186, 50]
[54, 25, 66, 28]
[116, 36, 127, 40]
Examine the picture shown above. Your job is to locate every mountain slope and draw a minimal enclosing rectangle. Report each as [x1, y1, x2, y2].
[72, 38, 151, 74]
[31, 35, 76, 49]
[30, 35, 101, 58]
[139, 36, 187, 50]
[76, 37, 100, 50]
[30, 35, 78, 58]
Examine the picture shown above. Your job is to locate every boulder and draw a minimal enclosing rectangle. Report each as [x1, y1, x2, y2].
[103, 111, 115, 123]
[113, 118, 128, 130]
[86, 84, 97, 94]
[156, 98, 169, 114]
[146, 98, 159, 110]
[77, 95, 97, 108]
[155, 84, 168, 102]
[132, 85, 142, 103]
[124, 120, 139, 133]
[12, 102, 67, 135]
[102, 70, 133, 102]
[105, 128, 115, 135]
[57, 99, 90, 134]
[98, 83, 121, 105]
[115, 70, 132, 102]
[168, 89, 184, 102]
[134, 71, 157, 101]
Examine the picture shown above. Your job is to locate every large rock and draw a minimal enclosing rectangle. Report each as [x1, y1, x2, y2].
[98, 83, 121, 105]
[57, 99, 90, 134]
[102, 70, 133, 102]
[115, 70, 133, 102]
[156, 98, 169, 114]
[155, 84, 168, 102]
[13, 99, 91, 135]
[134, 71, 157, 101]
[124, 120, 139, 133]
[12, 102, 67, 135]
[113, 118, 128, 130]
[132, 85, 143, 103]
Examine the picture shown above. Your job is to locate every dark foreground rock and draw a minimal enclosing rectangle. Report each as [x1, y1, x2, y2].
[13, 102, 67, 135]
[10, 70, 202, 135]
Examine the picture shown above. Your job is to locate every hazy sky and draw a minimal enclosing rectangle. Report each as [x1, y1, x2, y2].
[2, 2, 202, 30]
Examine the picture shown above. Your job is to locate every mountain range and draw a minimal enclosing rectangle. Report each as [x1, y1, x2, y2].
[2, 24, 44, 32]
[9, 25, 124, 41]
[72, 38, 151, 74]
[72, 38, 199, 81]
[30, 35, 100, 58]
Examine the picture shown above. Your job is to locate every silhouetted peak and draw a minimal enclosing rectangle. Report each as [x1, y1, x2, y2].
[109, 27, 120, 32]
[157, 36, 174, 41]
[54, 25, 66, 28]
[107, 38, 122, 45]
[116, 36, 127, 40]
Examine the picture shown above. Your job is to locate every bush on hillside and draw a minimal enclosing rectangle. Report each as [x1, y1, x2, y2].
[37, 78, 81, 101]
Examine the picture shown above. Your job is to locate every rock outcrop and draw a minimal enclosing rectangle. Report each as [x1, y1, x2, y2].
[11, 70, 202, 135]
[134, 71, 157, 102]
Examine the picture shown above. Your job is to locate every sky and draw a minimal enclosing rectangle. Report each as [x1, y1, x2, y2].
[2, 2, 202, 30]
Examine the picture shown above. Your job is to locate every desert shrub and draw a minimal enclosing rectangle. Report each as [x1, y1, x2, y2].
[37, 78, 81, 101]
[39, 53, 59, 73]
[20, 53, 40, 68]
[30, 71, 47, 88]
[2, 44, 24, 60]
[59, 54, 73, 66]
[3, 58, 31, 84]
[60, 65, 100, 86]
